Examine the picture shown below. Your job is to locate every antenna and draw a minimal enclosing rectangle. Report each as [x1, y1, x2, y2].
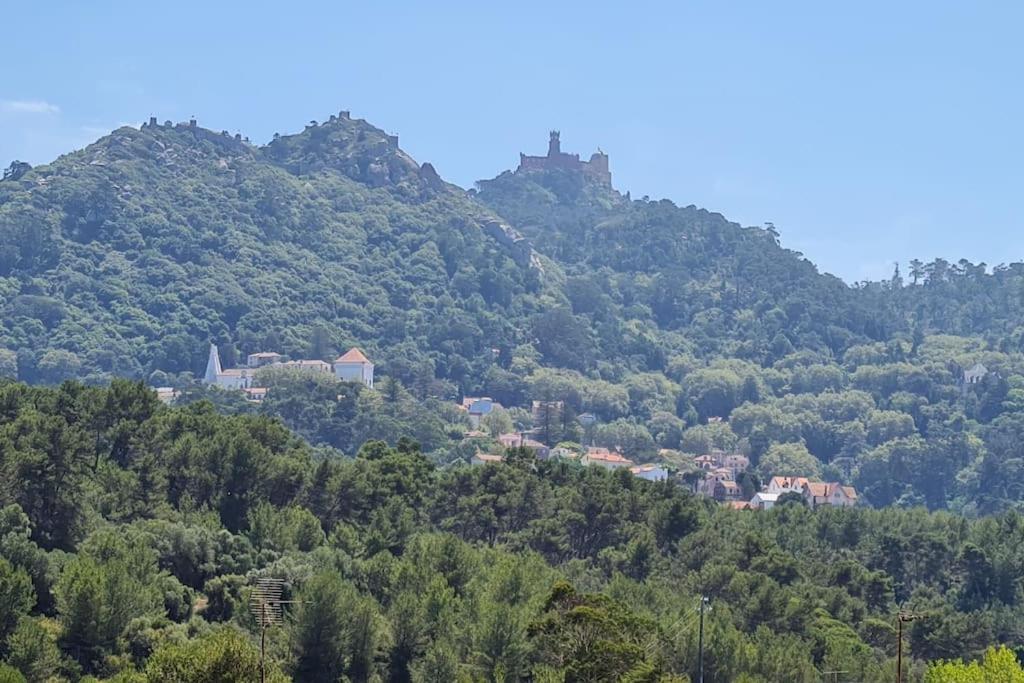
[249, 577, 301, 683]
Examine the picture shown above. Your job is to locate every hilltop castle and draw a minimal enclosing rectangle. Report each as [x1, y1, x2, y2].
[517, 131, 611, 186]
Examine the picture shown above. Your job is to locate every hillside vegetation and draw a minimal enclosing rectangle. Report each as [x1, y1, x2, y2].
[3, 114, 1024, 518]
[1, 381, 1024, 681]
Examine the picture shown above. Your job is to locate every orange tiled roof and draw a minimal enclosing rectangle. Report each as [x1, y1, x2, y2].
[804, 482, 829, 496]
[587, 450, 633, 464]
[336, 347, 371, 364]
[770, 476, 810, 489]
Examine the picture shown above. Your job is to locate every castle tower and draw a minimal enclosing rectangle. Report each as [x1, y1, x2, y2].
[203, 343, 222, 385]
[548, 130, 561, 156]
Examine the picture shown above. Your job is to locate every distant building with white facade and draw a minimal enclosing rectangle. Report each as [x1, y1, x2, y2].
[203, 343, 375, 391]
[334, 348, 374, 388]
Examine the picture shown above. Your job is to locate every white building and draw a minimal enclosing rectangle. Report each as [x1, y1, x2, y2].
[750, 492, 780, 510]
[204, 344, 258, 390]
[963, 363, 988, 385]
[334, 348, 374, 388]
[203, 343, 374, 391]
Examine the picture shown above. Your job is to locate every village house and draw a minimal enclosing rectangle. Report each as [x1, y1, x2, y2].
[721, 454, 750, 478]
[713, 480, 743, 503]
[699, 467, 735, 497]
[630, 464, 669, 482]
[581, 447, 635, 470]
[497, 432, 550, 459]
[243, 387, 269, 403]
[692, 450, 749, 478]
[802, 482, 858, 509]
[693, 455, 717, 471]
[459, 397, 501, 428]
[470, 453, 504, 466]
[750, 491, 780, 510]
[155, 387, 179, 404]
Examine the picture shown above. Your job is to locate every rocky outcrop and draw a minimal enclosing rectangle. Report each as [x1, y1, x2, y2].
[481, 219, 542, 271]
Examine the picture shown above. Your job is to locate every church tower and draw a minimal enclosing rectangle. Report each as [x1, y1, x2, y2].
[204, 343, 222, 385]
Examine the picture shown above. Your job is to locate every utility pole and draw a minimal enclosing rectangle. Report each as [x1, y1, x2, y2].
[896, 611, 923, 683]
[698, 595, 709, 683]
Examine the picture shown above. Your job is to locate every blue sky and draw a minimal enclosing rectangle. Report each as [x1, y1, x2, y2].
[3, 1, 1022, 282]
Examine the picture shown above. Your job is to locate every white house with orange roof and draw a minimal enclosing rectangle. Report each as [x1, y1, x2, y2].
[334, 348, 374, 388]
[802, 481, 858, 509]
[581, 447, 635, 470]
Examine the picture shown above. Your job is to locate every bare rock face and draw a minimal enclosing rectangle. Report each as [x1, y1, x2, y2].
[365, 161, 390, 187]
[264, 115, 424, 196]
[2, 161, 32, 182]
[419, 162, 443, 190]
[482, 219, 534, 269]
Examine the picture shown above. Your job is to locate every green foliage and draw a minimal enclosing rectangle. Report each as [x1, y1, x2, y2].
[144, 627, 288, 682]
[9, 111, 1024, 680]
[925, 645, 1024, 682]
[5, 617, 63, 683]
[0, 558, 34, 648]
[55, 530, 165, 671]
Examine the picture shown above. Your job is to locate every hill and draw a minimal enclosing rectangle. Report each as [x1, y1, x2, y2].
[0, 113, 549, 390]
[6, 112, 1024, 514]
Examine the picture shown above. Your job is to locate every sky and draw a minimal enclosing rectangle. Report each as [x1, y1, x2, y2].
[2, 0, 1023, 282]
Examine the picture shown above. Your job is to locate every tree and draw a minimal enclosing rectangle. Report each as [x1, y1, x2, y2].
[5, 617, 62, 683]
[0, 558, 33, 648]
[758, 442, 822, 479]
[35, 350, 81, 384]
[0, 350, 17, 379]
[528, 581, 683, 682]
[925, 645, 1024, 682]
[146, 628, 289, 683]
[55, 531, 163, 670]
[291, 572, 357, 683]
[481, 408, 514, 438]
[306, 325, 335, 361]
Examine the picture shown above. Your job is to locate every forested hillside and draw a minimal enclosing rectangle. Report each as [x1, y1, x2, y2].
[4, 113, 1024, 517]
[2, 380, 1024, 681]
[0, 114, 548, 391]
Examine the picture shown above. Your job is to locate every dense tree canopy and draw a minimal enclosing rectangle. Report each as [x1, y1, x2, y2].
[0, 381, 1019, 680]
